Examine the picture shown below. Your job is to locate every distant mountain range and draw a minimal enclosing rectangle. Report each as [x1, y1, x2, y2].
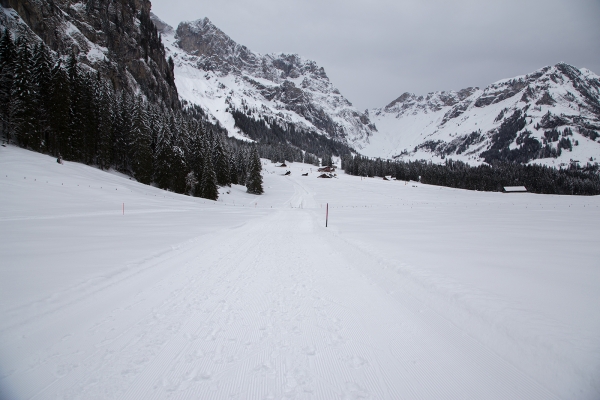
[2, 0, 599, 168]
[154, 13, 600, 168]
[361, 63, 600, 168]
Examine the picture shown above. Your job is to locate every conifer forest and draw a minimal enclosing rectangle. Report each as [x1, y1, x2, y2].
[342, 155, 600, 195]
[0, 28, 266, 200]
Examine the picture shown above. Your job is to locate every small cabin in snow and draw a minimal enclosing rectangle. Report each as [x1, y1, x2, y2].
[318, 166, 335, 173]
[503, 186, 527, 193]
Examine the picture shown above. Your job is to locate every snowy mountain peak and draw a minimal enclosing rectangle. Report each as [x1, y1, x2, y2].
[361, 63, 600, 167]
[176, 20, 329, 85]
[151, 13, 375, 145]
[383, 88, 479, 115]
[175, 18, 256, 73]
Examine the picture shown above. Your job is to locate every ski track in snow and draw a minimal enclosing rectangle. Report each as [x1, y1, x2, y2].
[1, 146, 599, 399]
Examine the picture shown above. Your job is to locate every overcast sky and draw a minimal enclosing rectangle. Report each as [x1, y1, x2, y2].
[151, 0, 600, 111]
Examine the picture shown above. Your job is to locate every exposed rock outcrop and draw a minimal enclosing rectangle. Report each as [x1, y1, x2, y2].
[1, 0, 178, 107]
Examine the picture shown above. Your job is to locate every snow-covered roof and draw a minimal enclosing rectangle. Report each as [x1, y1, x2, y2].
[504, 186, 527, 192]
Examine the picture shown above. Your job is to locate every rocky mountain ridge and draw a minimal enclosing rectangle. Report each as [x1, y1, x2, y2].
[360, 63, 600, 168]
[152, 15, 375, 146]
[1, 0, 178, 106]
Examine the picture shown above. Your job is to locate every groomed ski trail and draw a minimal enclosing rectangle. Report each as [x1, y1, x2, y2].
[4, 175, 560, 400]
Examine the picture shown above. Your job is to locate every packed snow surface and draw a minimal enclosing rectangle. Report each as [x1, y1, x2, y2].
[1, 146, 599, 399]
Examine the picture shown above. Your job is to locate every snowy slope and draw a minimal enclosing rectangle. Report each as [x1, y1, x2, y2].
[1, 145, 600, 399]
[151, 14, 376, 144]
[360, 64, 600, 167]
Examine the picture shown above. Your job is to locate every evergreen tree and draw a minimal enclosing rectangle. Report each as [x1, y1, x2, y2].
[114, 92, 134, 171]
[32, 41, 53, 151]
[170, 119, 190, 193]
[154, 118, 173, 190]
[0, 28, 16, 141]
[131, 97, 153, 183]
[65, 52, 85, 160]
[188, 126, 206, 190]
[358, 161, 367, 177]
[49, 60, 70, 157]
[12, 37, 37, 149]
[185, 171, 198, 195]
[79, 72, 98, 164]
[200, 151, 219, 200]
[228, 152, 239, 185]
[213, 134, 231, 186]
[246, 147, 264, 195]
[96, 78, 113, 169]
[236, 148, 247, 185]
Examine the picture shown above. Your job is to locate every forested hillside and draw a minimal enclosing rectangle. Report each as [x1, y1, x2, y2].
[0, 23, 269, 199]
[342, 155, 600, 195]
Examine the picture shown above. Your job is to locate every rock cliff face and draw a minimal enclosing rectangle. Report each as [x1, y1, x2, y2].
[1, 0, 178, 106]
[153, 15, 375, 144]
[360, 63, 600, 167]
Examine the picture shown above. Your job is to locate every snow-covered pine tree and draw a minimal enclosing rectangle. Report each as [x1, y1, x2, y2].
[96, 77, 113, 169]
[65, 52, 85, 160]
[185, 171, 198, 195]
[200, 150, 219, 200]
[49, 60, 70, 158]
[153, 114, 173, 190]
[229, 152, 239, 185]
[131, 97, 153, 184]
[12, 37, 37, 150]
[213, 134, 231, 186]
[321, 154, 333, 167]
[80, 71, 98, 164]
[170, 116, 190, 194]
[188, 126, 206, 191]
[0, 28, 16, 142]
[246, 147, 264, 195]
[358, 161, 367, 177]
[114, 92, 134, 171]
[236, 148, 248, 185]
[32, 41, 53, 152]
[192, 147, 205, 198]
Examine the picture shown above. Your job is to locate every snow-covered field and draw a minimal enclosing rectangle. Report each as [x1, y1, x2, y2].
[1, 146, 599, 399]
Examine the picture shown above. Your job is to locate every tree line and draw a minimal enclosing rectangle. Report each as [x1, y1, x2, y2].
[230, 104, 349, 164]
[342, 155, 600, 196]
[0, 29, 263, 199]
